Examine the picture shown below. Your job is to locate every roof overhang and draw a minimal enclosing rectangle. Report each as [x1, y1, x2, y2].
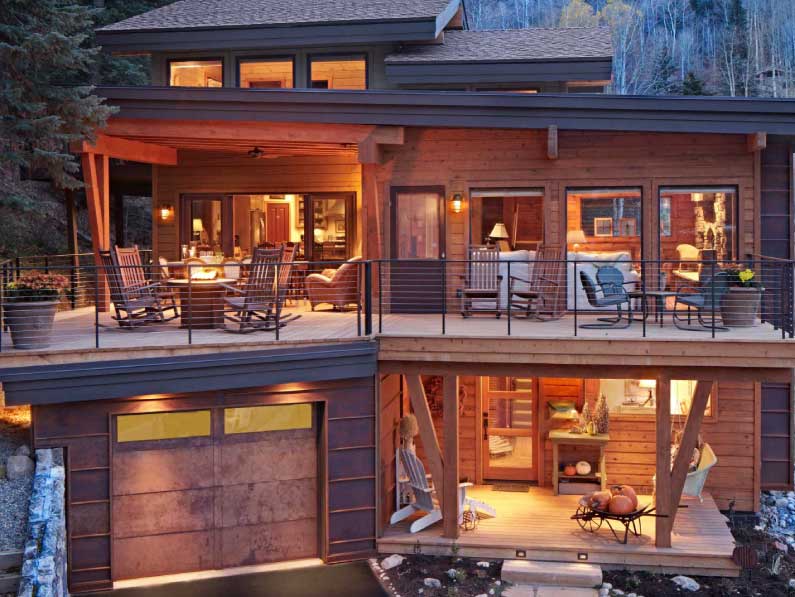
[384, 57, 613, 85]
[95, 0, 459, 54]
[96, 86, 795, 135]
[0, 342, 377, 405]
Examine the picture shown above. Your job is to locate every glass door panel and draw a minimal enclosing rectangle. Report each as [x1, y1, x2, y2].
[483, 377, 537, 481]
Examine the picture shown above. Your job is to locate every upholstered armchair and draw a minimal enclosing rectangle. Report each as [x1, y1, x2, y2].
[305, 256, 362, 311]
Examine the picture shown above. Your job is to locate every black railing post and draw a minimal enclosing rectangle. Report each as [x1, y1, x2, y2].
[641, 260, 647, 338]
[507, 260, 511, 336]
[364, 261, 372, 336]
[441, 260, 446, 335]
[44, 256, 50, 274]
[0, 271, 4, 353]
[378, 261, 383, 334]
[573, 259, 578, 336]
[274, 263, 280, 341]
[711, 258, 716, 339]
[94, 265, 100, 349]
[187, 270, 193, 345]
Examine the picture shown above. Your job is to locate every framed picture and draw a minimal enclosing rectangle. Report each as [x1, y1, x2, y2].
[297, 198, 304, 227]
[335, 221, 345, 233]
[618, 217, 637, 236]
[593, 217, 613, 237]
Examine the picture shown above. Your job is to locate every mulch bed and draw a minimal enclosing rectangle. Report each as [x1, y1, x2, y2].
[379, 554, 506, 597]
[604, 525, 795, 596]
[0, 406, 32, 552]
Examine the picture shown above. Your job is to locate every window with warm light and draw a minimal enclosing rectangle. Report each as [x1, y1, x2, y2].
[470, 189, 544, 250]
[566, 188, 642, 259]
[169, 59, 223, 87]
[117, 410, 212, 442]
[309, 56, 367, 90]
[224, 403, 312, 434]
[238, 57, 294, 88]
[588, 379, 713, 417]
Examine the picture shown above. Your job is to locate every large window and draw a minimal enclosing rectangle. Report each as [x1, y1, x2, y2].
[169, 59, 223, 87]
[566, 188, 642, 260]
[309, 55, 367, 90]
[659, 187, 737, 286]
[588, 379, 713, 418]
[117, 411, 211, 443]
[470, 189, 544, 251]
[238, 57, 294, 88]
[224, 404, 312, 434]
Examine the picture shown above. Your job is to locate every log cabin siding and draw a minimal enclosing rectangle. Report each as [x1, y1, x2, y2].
[33, 378, 375, 594]
[377, 129, 757, 260]
[153, 151, 362, 260]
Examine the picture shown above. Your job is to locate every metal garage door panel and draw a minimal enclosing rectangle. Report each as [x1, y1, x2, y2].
[220, 518, 318, 568]
[113, 443, 214, 495]
[221, 477, 316, 527]
[113, 488, 215, 538]
[114, 531, 214, 580]
[218, 429, 317, 485]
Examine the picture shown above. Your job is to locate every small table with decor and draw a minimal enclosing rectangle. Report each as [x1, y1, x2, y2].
[550, 429, 609, 496]
[628, 289, 678, 327]
[168, 277, 234, 329]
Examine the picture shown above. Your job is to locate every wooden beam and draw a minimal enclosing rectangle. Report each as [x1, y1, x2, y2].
[666, 380, 712, 531]
[72, 133, 178, 166]
[357, 135, 382, 165]
[747, 131, 767, 152]
[405, 375, 445, 511]
[106, 118, 377, 146]
[442, 375, 460, 539]
[81, 153, 104, 260]
[372, 126, 405, 146]
[547, 125, 559, 160]
[97, 153, 111, 251]
[655, 376, 672, 548]
[361, 163, 380, 259]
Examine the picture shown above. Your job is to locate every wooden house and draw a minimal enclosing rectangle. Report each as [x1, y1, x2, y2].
[2, 0, 795, 592]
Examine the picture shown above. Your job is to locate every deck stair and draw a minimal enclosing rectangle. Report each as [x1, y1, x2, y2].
[501, 560, 601, 596]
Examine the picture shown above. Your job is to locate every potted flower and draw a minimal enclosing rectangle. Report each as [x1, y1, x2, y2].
[720, 267, 764, 327]
[3, 271, 68, 349]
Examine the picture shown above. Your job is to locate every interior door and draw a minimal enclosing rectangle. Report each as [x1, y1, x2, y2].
[266, 202, 290, 243]
[389, 187, 445, 313]
[482, 377, 537, 482]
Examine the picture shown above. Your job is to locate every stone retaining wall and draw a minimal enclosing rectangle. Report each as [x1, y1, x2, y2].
[17, 449, 67, 597]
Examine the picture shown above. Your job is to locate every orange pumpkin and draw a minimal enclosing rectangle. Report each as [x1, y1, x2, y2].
[610, 485, 638, 510]
[608, 494, 634, 515]
[589, 490, 612, 510]
[563, 464, 577, 476]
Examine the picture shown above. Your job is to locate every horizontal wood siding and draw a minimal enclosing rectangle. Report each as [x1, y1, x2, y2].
[377, 129, 757, 260]
[33, 377, 375, 593]
[154, 151, 361, 260]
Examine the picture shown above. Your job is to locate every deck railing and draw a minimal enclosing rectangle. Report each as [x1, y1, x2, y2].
[0, 255, 792, 352]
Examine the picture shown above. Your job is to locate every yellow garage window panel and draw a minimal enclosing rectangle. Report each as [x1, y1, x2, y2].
[117, 410, 212, 443]
[224, 403, 312, 435]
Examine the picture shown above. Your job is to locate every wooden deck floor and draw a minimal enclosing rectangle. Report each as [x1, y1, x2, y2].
[379, 486, 738, 577]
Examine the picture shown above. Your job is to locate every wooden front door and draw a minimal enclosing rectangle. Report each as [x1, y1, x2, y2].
[482, 377, 538, 482]
[266, 202, 290, 244]
[389, 187, 445, 313]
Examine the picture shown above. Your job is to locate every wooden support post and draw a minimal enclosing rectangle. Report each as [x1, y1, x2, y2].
[81, 153, 111, 311]
[655, 376, 672, 548]
[546, 125, 559, 160]
[405, 375, 445, 511]
[361, 164, 380, 260]
[442, 375, 460, 539]
[747, 131, 767, 153]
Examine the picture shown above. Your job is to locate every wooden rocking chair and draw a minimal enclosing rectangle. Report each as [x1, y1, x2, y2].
[508, 245, 564, 320]
[460, 246, 502, 318]
[389, 448, 496, 533]
[100, 246, 178, 328]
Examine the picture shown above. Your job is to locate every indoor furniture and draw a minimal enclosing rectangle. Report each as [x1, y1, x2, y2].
[567, 250, 639, 310]
[305, 256, 362, 311]
[550, 429, 609, 496]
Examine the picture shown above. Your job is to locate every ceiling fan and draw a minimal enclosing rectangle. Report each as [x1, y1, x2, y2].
[247, 146, 284, 159]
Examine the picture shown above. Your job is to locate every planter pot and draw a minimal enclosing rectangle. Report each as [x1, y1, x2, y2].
[720, 287, 762, 327]
[2, 301, 58, 349]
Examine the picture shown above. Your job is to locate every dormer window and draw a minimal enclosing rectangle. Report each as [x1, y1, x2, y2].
[238, 57, 294, 88]
[309, 55, 367, 90]
[168, 59, 223, 87]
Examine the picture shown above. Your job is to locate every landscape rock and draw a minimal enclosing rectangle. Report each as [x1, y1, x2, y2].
[598, 590, 609, 597]
[381, 554, 405, 570]
[6, 454, 33, 480]
[15, 444, 30, 457]
[477, 561, 490, 568]
[671, 575, 700, 592]
[423, 578, 442, 589]
[601, 583, 612, 591]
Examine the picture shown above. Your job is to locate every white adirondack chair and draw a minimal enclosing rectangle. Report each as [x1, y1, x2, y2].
[682, 442, 717, 502]
[390, 448, 496, 533]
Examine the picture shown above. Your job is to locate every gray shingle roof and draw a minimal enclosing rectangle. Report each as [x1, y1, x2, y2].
[385, 28, 613, 64]
[99, 0, 455, 31]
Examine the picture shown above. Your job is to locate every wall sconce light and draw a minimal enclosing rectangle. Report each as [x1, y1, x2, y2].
[158, 204, 175, 224]
[691, 192, 704, 203]
[450, 192, 464, 214]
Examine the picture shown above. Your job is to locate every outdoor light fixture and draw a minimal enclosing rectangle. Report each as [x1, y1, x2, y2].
[567, 229, 587, 253]
[515, 550, 526, 558]
[691, 192, 704, 203]
[450, 192, 464, 214]
[158, 204, 174, 224]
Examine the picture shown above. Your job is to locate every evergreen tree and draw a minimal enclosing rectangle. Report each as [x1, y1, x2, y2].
[682, 71, 709, 95]
[0, 0, 115, 205]
[649, 47, 680, 95]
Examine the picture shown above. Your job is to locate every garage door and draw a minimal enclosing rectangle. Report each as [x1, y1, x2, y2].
[110, 404, 318, 580]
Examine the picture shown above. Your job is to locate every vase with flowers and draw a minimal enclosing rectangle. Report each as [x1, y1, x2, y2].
[720, 267, 764, 327]
[3, 272, 68, 349]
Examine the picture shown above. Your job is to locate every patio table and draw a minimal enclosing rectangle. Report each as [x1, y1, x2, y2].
[628, 290, 678, 327]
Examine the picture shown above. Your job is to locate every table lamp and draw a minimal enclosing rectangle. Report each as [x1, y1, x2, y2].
[489, 222, 510, 252]
[638, 379, 656, 406]
[192, 218, 204, 242]
[567, 229, 587, 253]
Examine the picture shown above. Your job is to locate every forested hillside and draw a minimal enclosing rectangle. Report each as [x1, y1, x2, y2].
[464, 0, 795, 97]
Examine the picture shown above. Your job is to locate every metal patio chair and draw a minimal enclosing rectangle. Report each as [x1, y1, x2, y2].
[672, 270, 730, 332]
[578, 266, 633, 329]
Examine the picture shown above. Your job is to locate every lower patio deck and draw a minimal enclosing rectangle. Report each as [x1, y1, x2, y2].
[378, 486, 739, 577]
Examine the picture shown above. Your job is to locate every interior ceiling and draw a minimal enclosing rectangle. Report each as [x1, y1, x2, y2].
[117, 135, 358, 157]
